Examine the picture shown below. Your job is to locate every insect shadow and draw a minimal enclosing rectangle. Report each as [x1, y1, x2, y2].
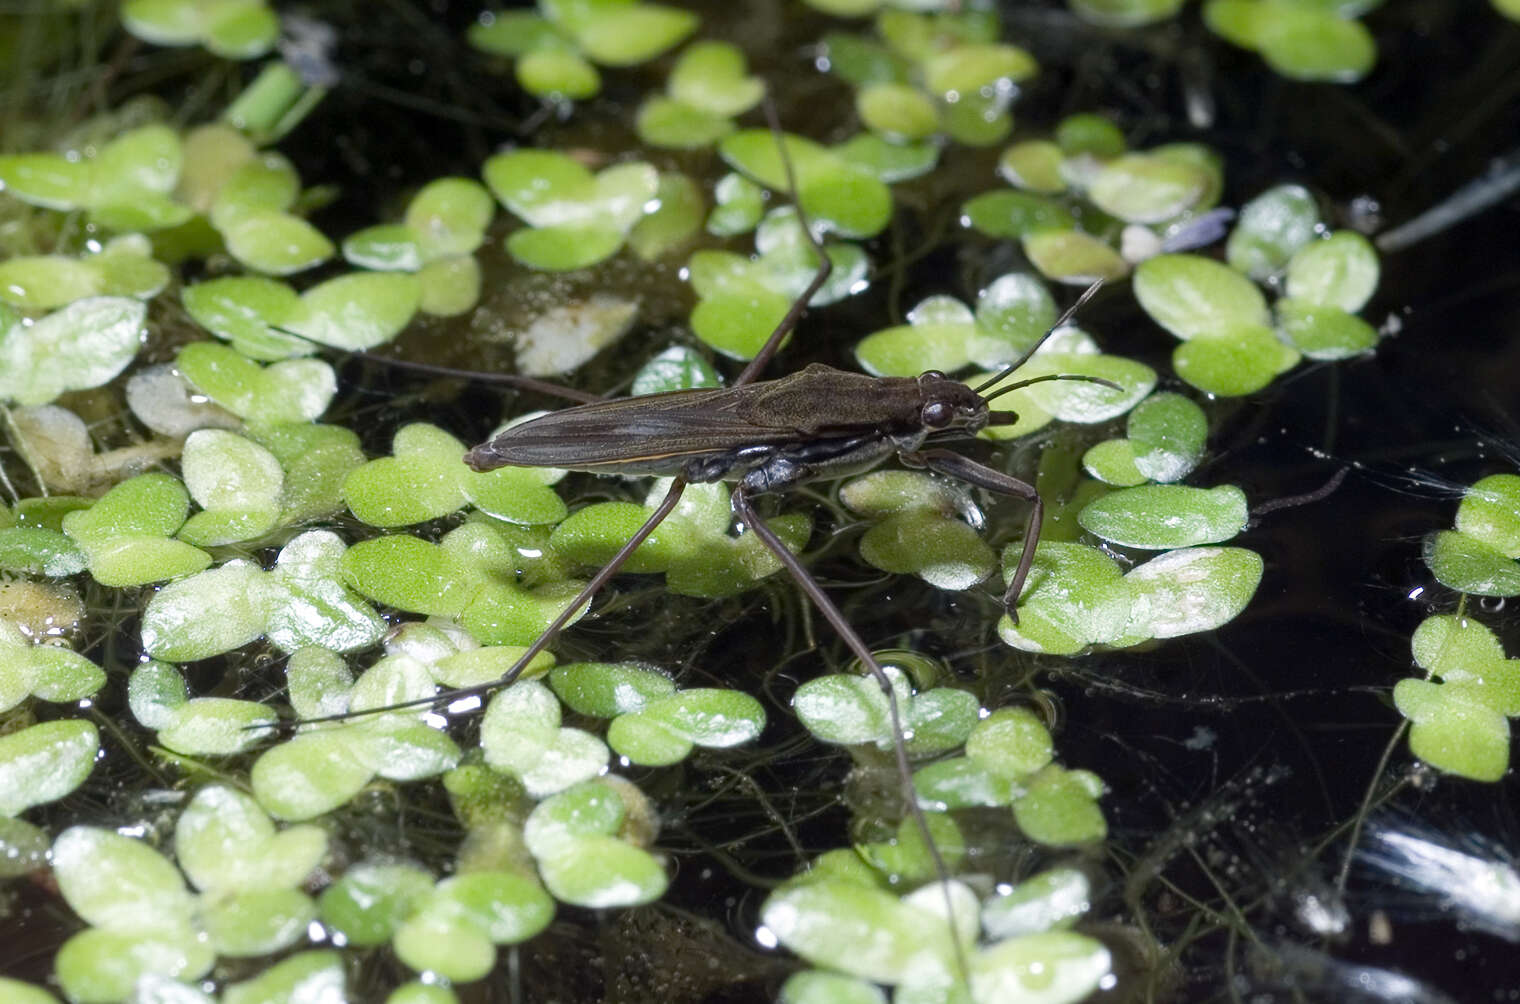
[282, 130, 1119, 961]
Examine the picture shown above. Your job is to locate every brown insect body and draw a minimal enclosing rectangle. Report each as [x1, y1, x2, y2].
[465, 362, 991, 493]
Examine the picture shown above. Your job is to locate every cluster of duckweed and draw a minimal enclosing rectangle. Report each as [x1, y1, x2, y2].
[2, 1, 1510, 1003]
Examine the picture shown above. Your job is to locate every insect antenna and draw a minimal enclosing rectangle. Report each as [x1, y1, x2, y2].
[981, 371, 1124, 405]
[971, 277, 1106, 397]
[731, 98, 833, 388]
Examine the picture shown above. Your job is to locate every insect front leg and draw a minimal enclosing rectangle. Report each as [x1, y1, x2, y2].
[899, 448, 1043, 624]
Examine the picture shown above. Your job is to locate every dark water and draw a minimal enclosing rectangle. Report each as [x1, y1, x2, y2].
[5, 1, 1520, 1001]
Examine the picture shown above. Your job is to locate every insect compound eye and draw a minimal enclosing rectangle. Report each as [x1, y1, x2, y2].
[921, 400, 955, 428]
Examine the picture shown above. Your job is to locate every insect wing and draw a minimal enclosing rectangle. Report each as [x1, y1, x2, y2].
[466, 386, 799, 472]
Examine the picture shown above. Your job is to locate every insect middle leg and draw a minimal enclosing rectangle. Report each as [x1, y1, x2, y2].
[728, 483, 965, 939]
[900, 447, 1043, 622]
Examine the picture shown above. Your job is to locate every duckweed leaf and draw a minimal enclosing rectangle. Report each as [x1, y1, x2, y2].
[997, 142, 1065, 197]
[858, 509, 996, 590]
[1257, 5, 1377, 83]
[122, 0, 278, 59]
[0, 720, 99, 817]
[966, 707, 1054, 780]
[202, 888, 317, 957]
[857, 814, 967, 887]
[1056, 112, 1127, 157]
[982, 868, 1093, 939]
[1425, 530, 1520, 597]
[1088, 154, 1211, 224]
[1000, 542, 1133, 654]
[627, 172, 704, 259]
[55, 925, 215, 1004]
[1394, 678, 1509, 782]
[707, 172, 766, 237]
[760, 880, 958, 986]
[480, 682, 608, 797]
[175, 785, 328, 894]
[1226, 184, 1319, 279]
[220, 209, 335, 275]
[1134, 253, 1270, 340]
[719, 130, 893, 239]
[0, 978, 57, 1004]
[832, 134, 940, 184]
[344, 422, 567, 527]
[551, 480, 809, 599]
[319, 861, 436, 948]
[625, 688, 766, 748]
[221, 951, 345, 1004]
[252, 423, 366, 524]
[343, 224, 424, 272]
[62, 473, 213, 587]
[417, 255, 483, 317]
[538, 832, 669, 908]
[251, 728, 379, 821]
[0, 125, 191, 231]
[549, 662, 676, 718]
[158, 696, 278, 755]
[1011, 766, 1107, 846]
[52, 825, 194, 928]
[0, 153, 94, 210]
[1022, 229, 1130, 284]
[0, 296, 146, 406]
[127, 660, 187, 730]
[793, 670, 908, 748]
[140, 561, 268, 660]
[265, 531, 387, 653]
[0, 623, 105, 712]
[562, 3, 698, 66]
[0, 243, 169, 310]
[780, 971, 887, 1004]
[285, 271, 421, 351]
[961, 190, 1076, 239]
[177, 430, 284, 546]
[1173, 323, 1299, 396]
[1285, 230, 1379, 312]
[857, 83, 940, 141]
[912, 756, 1015, 812]
[637, 42, 763, 149]
[969, 930, 1112, 1004]
[856, 273, 1053, 376]
[524, 780, 668, 907]
[182, 276, 308, 361]
[922, 40, 1037, 93]
[208, 150, 300, 226]
[406, 177, 495, 258]
[631, 345, 721, 395]
[1410, 615, 1520, 716]
[1127, 391, 1208, 482]
[396, 871, 554, 973]
[1275, 298, 1378, 359]
[176, 341, 337, 425]
[518, 48, 601, 100]
[1123, 546, 1264, 639]
[1456, 474, 1520, 557]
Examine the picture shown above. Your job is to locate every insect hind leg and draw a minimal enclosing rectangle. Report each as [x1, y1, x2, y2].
[730, 483, 970, 980]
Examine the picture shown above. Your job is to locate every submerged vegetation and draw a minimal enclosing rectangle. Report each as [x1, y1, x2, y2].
[2, 1, 1519, 1002]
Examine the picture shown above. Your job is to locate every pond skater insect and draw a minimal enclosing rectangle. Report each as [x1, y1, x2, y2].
[288, 130, 1117, 963]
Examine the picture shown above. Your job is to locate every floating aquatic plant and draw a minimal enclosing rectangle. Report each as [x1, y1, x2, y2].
[469, 0, 698, 102]
[483, 148, 662, 271]
[635, 41, 766, 149]
[121, 0, 279, 60]
[818, 9, 1036, 147]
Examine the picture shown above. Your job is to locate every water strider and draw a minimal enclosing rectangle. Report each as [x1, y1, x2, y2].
[286, 133, 1116, 978]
